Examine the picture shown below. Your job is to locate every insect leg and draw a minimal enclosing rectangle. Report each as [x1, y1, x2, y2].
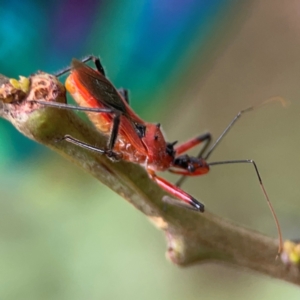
[54, 55, 105, 77]
[208, 159, 283, 254]
[175, 133, 211, 187]
[30, 99, 114, 113]
[162, 196, 202, 211]
[107, 113, 121, 151]
[177, 97, 287, 187]
[175, 133, 211, 156]
[33, 99, 122, 154]
[149, 171, 204, 212]
[170, 168, 209, 176]
[59, 135, 121, 160]
[176, 104, 270, 187]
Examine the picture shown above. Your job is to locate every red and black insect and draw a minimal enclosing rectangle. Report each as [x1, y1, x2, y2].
[33, 56, 283, 252]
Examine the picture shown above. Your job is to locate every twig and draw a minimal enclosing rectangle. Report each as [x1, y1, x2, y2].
[0, 73, 299, 285]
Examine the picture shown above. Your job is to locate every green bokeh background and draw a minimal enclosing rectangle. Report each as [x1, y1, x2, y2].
[1, 1, 300, 299]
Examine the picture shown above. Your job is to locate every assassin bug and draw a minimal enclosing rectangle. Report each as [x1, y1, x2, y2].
[29, 56, 283, 252]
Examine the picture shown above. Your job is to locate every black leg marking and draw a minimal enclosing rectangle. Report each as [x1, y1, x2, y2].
[162, 196, 204, 212]
[107, 113, 121, 151]
[176, 133, 212, 187]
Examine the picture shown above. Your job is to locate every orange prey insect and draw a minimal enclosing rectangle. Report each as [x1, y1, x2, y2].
[33, 56, 283, 252]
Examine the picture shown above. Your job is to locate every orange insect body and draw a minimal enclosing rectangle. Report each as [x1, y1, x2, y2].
[65, 62, 183, 172]
[2, 56, 284, 253]
[60, 59, 211, 212]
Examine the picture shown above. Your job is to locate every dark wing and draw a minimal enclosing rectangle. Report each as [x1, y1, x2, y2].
[71, 59, 127, 114]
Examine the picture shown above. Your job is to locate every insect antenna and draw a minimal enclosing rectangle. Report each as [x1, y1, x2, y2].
[174, 97, 288, 254]
[176, 97, 288, 187]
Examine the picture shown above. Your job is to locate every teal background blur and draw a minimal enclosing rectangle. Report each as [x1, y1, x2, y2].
[1, 1, 300, 299]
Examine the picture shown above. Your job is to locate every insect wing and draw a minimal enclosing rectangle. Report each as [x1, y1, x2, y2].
[71, 59, 127, 114]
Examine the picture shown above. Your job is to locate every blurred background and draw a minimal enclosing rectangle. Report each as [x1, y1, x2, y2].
[1, 0, 300, 299]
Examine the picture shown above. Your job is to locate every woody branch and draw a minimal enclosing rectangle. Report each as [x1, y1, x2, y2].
[0, 74, 299, 286]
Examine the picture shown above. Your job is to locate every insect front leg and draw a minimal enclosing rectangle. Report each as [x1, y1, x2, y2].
[175, 133, 212, 156]
[173, 133, 211, 187]
[148, 170, 204, 212]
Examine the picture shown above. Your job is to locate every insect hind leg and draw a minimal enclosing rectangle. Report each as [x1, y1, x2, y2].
[58, 134, 122, 161]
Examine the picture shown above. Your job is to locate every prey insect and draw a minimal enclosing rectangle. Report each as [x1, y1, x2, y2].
[14, 56, 283, 252]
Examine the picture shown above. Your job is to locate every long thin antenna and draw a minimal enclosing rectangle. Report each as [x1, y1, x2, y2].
[205, 97, 289, 161]
[176, 97, 288, 188]
[204, 107, 253, 160]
